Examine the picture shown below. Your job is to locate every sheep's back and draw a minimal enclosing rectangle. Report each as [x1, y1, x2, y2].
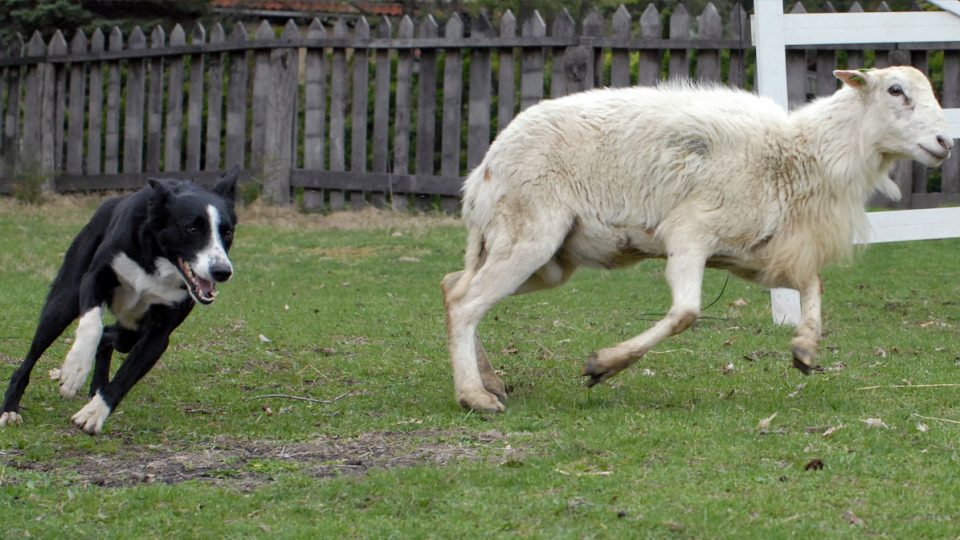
[463, 84, 791, 230]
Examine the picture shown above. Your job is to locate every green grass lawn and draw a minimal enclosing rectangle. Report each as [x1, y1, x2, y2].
[0, 196, 958, 538]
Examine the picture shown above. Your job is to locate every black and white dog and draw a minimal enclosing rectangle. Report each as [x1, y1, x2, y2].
[0, 167, 239, 434]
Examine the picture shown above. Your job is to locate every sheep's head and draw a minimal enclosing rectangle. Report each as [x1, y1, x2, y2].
[834, 66, 952, 167]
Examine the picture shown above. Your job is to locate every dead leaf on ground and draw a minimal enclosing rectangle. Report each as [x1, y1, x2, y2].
[787, 383, 805, 398]
[843, 510, 864, 526]
[822, 425, 843, 437]
[804, 458, 824, 471]
[916, 421, 929, 432]
[758, 412, 778, 431]
[730, 298, 749, 308]
[874, 347, 887, 359]
[721, 362, 735, 375]
[862, 418, 890, 429]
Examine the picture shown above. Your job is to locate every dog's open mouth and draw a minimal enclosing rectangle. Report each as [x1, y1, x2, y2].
[177, 258, 217, 305]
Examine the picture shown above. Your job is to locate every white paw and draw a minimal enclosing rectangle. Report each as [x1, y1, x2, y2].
[58, 354, 90, 399]
[71, 394, 111, 435]
[0, 411, 22, 427]
[60, 307, 102, 399]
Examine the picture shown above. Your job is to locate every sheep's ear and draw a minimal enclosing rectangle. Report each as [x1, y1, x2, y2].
[834, 69, 871, 89]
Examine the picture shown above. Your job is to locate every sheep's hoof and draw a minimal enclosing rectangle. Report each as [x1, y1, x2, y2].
[582, 352, 616, 387]
[791, 347, 823, 375]
[481, 374, 508, 403]
[458, 389, 505, 413]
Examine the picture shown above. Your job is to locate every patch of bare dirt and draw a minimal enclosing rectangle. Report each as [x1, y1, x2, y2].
[2, 429, 520, 490]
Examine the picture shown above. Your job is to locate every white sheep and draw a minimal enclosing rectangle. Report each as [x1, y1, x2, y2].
[441, 66, 952, 413]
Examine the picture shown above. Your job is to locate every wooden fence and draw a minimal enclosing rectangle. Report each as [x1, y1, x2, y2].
[0, 1, 957, 210]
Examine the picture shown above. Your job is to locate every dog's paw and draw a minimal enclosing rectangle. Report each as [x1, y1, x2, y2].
[0, 411, 22, 427]
[58, 356, 91, 399]
[71, 394, 111, 435]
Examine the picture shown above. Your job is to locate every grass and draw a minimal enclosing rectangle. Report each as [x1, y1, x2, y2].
[1, 195, 959, 537]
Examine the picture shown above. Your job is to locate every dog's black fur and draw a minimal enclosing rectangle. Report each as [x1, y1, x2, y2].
[0, 167, 239, 434]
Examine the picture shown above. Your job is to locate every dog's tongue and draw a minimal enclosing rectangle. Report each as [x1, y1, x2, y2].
[196, 276, 216, 298]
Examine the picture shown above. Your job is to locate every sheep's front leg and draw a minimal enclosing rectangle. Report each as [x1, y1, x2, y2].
[583, 249, 706, 386]
[791, 276, 822, 374]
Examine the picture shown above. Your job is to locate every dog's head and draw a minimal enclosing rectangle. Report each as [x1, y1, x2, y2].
[147, 167, 240, 305]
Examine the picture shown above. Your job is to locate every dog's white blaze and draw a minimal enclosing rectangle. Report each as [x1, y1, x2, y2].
[190, 205, 232, 283]
[59, 307, 103, 398]
[71, 392, 111, 434]
[110, 253, 189, 328]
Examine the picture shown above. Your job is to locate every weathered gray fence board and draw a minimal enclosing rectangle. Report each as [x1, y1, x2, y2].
[370, 16, 392, 208]
[123, 27, 146, 174]
[2, 37, 24, 178]
[261, 20, 298, 204]
[302, 18, 327, 211]
[391, 15, 414, 210]
[610, 6, 632, 88]
[66, 31, 87, 175]
[638, 5, 661, 86]
[943, 49, 959, 194]
[85, 30, 102, 175]
[224, 23, 248, 170]
[497, 11, 516, 133]
[440, 14, 464, 212]
[414, 15, 439, 210]
[164, 25, 186, 172]
[103, 27, 123, 174]
[250, 21, 273, 173]
[520, 12, 546, 111]
[186, 24, 206, 172]
[582, 10, 603, 87]
[467, 13, 492, 171]
[350, 17, 370, 209]
[204, 23, 225, 172]
[551, 10, 575, 97]
[51, 32, 67, 174]
[146, 26, 165, 173]
[668, 5, 690, 80]
[727, 3, 749, 88]
[328, 19, 348, 210]
[697, 4, 722, 82]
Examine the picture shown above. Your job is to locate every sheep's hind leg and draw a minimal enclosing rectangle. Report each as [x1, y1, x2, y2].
[442, 271, 507, 401]
[791, 277, 823, 374]
[583, 249, 706, 386]
[444, 234, 568, 413]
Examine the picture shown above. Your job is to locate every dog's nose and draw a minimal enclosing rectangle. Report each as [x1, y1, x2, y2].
[210, 263, 233, 282]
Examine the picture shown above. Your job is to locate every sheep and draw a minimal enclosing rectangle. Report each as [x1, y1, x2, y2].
[441, 66, 952, 413]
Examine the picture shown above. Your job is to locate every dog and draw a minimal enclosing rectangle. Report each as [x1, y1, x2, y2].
[0, 167, 239, 434]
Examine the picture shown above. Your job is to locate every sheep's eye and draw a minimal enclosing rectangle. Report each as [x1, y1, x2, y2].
[888, 84, 903, 97]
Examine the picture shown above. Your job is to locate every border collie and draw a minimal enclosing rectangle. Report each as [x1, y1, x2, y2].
[0, 167, 239, 434]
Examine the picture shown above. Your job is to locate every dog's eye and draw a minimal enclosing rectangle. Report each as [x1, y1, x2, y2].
[888, 84, 903, 97]
[222, 228, 233, 240]
[185, 225, 202, 235]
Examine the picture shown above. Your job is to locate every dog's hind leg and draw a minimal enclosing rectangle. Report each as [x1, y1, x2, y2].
[1, 288, 80, 426]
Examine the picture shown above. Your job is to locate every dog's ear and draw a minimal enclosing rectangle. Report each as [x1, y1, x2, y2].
[212, 165, 240, 205]
[147, 179, 173, 224]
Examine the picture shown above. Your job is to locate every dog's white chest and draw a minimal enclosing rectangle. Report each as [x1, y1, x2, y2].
[110, 254, 187, 328]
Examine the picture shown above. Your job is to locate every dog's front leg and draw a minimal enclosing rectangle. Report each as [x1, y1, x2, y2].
[72, 307, 187, 435]
[58, 269, 117, 399]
